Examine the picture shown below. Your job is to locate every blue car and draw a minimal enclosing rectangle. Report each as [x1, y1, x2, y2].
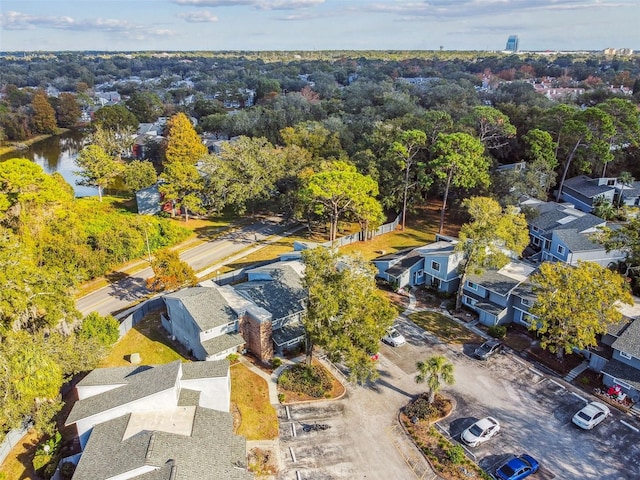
[494, 454, 539, 480]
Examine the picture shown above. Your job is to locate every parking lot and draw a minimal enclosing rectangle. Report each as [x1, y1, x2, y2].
[276, 315, 640, 479]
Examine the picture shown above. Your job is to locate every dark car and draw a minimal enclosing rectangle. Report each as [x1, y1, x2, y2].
[495, 454, 539, 480]
[474, 339, 502, 360]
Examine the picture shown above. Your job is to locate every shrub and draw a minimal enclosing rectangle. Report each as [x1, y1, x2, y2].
[405, 396, 436, 421]
[271, 357, 282, 369]
[227, 353, 239, 364]
[79, 312, 120, 346]
[446, 444, 466, 465]
[277, 364, 332, 398]
[278, 393, 285, 403]
[488, 325, 507, 339]
[60, 462, 76, 480]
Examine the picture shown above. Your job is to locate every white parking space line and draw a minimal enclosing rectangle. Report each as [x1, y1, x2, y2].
[289, 446, 297, 462]
[570, 391, 587, 403]
[621, 420, 640, 433]
[548, 378, 566, 391]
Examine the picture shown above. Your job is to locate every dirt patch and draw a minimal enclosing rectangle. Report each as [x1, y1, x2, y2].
[278, 360, 345, 404]
[525, 345, 584, 376]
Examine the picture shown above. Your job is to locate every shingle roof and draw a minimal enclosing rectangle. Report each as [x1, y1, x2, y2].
[234, 265, 306, 320]
[386, 248, 424, 277]
[181, 359, 229, 380]
[373, 247, 415, 262]
[72, 408, 252, 480]
[200, 333, 246, 357]
[66, 361, 182, 425]
[165, 286, 238, 331]
[602, 358, 640, 392]
[563, 175, 615, 198]
[467, 262, 534, 297]
[272, 321, 306, 346]
[553, 229, 602, 252]
[529, 205, 604, 234]
[611, 318, 640, 358]
[76, 365, 153, 388]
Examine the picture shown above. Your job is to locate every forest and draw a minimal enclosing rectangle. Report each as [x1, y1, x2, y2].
[1, 49, 640, 440]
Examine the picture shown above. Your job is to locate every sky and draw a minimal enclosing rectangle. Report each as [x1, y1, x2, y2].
[0, 0, 638, 52]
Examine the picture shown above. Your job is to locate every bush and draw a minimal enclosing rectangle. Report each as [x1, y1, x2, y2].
[446, 444, 466, 465]
[405, 396, 436, 421]
[226, 353, 239, 364]
[278, 393, 285, 403]
[277, 364, 332, 398]
[60, 462, 76, 480]
[488, 325, 507, 339]
[79, 312, 120, 346]
[271, 357, 282, 369]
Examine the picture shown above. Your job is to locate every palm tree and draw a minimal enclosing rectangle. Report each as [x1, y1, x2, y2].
[414, 355, 455, 403]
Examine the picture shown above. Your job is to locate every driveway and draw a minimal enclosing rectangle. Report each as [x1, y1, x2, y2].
[276, 314, 640, 479]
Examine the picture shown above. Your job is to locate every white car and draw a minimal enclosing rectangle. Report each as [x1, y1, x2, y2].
[382, 327, 406, 347]
[461, 417, 501, 447]
[572, 401, 610, 430]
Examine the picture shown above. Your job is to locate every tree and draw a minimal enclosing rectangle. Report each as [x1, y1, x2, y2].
[164, 113, 207, 165]
[125, 91, 163, 123]
[555, 107, 615, 202]
[280, 121, 345, 161]
[75, 145, 123, 201]
[122, 160, 158, 193]
[388, 129, 428, 230]
[596, 217, 640, 280]
[461, 106, 517, 151]
[30, 90, 57, 134]
[414, 355, 455, 404]
[454, 197, 529, 311]
[529, 261, 632, 359]
[430, 133, 490, 234]
[302, 161, 383, 242]
[90, 124, 135, 160]
[301, 248, 395, 384]
[597, 98, 640, 175]
[93, 104, 139, 132]
[146, 248, 196, 292]
[159, 161, 203, 220]
[78, 312, 120, 347]
[55, 92, 81, 128]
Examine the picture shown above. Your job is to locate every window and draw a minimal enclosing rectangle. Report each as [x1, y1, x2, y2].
[620, 351, 632, 360]
[557, 245, 565, 255]
[532, 237, 540, 247]
[531, 226, 540, 233]
[521, 298, 530, 306]
[467, 282, 478, 290]
[431, 261, 441, 272]
[464, 296, 477, 306]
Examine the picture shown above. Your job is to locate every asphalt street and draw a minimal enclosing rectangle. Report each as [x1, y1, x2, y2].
[76, 217, 297, 317]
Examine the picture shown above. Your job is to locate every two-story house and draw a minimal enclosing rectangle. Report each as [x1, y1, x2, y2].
[162, 260, 306, 363]
[460, 261, 537, 327]
[559, 175, 616, 213]
[64, 360, 252, 480]
[372, 235, 462, 294]
[523, 199, 624, 267]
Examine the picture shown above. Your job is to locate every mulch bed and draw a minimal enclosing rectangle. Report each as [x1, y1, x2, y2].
[277, 360, 345, 404]
[525, 345, 584, 376]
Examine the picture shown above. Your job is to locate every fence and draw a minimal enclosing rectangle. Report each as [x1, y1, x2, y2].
[318, 214, 401, 249]
[0, 420, 33, 465]
[116, 296, 165, 338]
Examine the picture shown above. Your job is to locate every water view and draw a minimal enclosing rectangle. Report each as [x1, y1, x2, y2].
[0, 130, 98, 197]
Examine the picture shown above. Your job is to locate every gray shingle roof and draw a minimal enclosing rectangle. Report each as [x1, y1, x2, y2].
[511, 279, 537, 304]
[178, 389, 201, 407]
[373, 247, 415, 262]
[76, 365, 153, 388]
[181, 359, 229, 380]
[602, 358, 640, 392]
[72, 408, 252, 480]
[563, 175, 615, 198]
[553, 229, 601, 252]
[385, 248, 424, 277]
[529, 206, 604, 234]
[200, 333, 245, 357]
[66, 361, 182, 425]
[467, 270, 520, 297]
[165, 286, 238, 330]
[611, 318, 640, 357]
[272, 321, 306, 346]
[234, 265, 306, 320]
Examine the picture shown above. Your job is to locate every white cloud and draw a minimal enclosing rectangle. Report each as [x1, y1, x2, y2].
[178, 10, 220, 22]
[172, 0, 325, 10]
[0, 10, 177, 39]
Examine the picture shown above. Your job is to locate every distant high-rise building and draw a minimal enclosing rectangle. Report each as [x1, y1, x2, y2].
[505, 35, 519, 52]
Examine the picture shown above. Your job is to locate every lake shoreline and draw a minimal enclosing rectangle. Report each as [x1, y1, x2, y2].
[0, 128, 71, 158]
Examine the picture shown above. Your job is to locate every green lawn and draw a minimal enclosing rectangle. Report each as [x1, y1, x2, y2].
[408, 311, 482, 345]
[100, 313, 187, 367]
[230, 364, 279, 440]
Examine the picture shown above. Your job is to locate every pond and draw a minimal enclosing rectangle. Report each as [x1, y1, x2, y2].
[0, 130, 99, 197]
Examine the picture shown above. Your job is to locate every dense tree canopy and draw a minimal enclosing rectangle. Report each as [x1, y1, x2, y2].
[530, 261, 633, 358]
[301, 248, 395, 384]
